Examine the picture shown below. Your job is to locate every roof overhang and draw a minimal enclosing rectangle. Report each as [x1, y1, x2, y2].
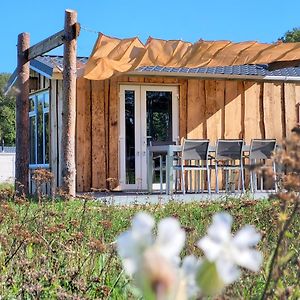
[127, 70, 300, 82]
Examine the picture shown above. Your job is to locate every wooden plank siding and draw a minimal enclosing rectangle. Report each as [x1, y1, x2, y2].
[91, 80, 106, 189]
[76, 78, 92, 192]
[69, 76, 299, 192]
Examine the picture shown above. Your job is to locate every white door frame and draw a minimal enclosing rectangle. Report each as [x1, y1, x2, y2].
[119, 85, 179, 191]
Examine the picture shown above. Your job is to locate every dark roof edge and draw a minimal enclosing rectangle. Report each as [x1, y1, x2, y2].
[30, 59, 53, 78]
[4, 58, 54, 95]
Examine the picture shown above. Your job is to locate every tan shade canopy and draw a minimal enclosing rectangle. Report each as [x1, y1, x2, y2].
[84, 33, 300, 80]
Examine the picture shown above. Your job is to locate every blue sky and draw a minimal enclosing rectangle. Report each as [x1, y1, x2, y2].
[1, 0, 299, 73]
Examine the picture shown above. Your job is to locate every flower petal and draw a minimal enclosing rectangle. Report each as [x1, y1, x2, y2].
[182, 255, 202, 277]
[233, 248, 263, 272]
[117, 231, 136, 258]
[197, 236, 222, 261]
[207, 212, 233, 243]
[156, 217, 185, 260]
[233, 225, 261, 248]
[216, 257, 241, 284]
[181, 255, 201, 298]
[117, 231, 140, 276]
[132, 212, 155, 238]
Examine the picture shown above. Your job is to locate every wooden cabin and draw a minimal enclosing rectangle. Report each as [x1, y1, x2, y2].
[28, 55, 300, 192]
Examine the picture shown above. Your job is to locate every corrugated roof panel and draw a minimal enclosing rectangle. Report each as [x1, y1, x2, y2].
[31, 55, 300, 78]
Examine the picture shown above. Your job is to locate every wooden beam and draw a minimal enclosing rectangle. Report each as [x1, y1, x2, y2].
[61, 9, 78, 196]
[27, 30, 64, 61]
[26, 23, 80, 61]
[15, 32, 30, 195]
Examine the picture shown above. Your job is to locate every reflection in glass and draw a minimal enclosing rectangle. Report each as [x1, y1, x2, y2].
[146, 91, 173, 184]
[125, 90, 135, 184]
[44, 93, 49, 108]
[146, 91, 172, 143]
[30, 117, 36, 164]
[44, 113, 49, 164]
[30, 96, 35, 112]
[37, 100, 43, 164]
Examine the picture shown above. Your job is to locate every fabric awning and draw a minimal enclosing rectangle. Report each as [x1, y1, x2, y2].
[84, 33, 300, 80]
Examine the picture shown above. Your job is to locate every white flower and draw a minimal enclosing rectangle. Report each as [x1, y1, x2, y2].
[116, 212, 187, 299]
[117, 212, 154, 276]
[197, 212, 263, 284]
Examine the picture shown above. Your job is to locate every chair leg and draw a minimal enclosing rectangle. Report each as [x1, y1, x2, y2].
[207, 166, 211, 194]
[250, 159, 254, 193]
[215, 164, 219, 193]
[182, 167, 185, 195]
[241, 161, 245, 193]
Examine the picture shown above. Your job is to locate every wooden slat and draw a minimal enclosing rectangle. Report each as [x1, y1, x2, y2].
[224, 81, 242, 139]
[144, 77, 165, 84]
[179, 79, 187, 139]
[163, 77, 179, 84]
[263, 82, 283, 141]
[50, 80, 58, 190]
[205, 80, 224, 143]
[128, 76, 145, 83]
[91, 80, 107, 189]
[76, 78, 91, 192]
[244, 82, 262, 143]
[108, 78, 119, 188]
[187, 79, 206, 138]
[284, 83, 297, 137]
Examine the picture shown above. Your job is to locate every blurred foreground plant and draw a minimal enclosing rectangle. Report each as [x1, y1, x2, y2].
[260, 130, 300, 299]
[117, 212, 262, 299]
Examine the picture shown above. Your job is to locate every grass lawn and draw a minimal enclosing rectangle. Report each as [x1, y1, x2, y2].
[0, 196, 299, 299]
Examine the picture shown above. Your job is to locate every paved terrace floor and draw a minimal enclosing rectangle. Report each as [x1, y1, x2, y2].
[79, 191, 274, 206]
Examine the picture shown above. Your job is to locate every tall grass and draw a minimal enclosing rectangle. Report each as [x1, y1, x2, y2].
[0, 196, 299, 299]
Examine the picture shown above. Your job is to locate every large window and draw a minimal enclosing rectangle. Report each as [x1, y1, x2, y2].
[29, 90, 49, 167]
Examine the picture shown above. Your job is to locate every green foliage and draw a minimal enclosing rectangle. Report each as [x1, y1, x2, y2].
[279, 27, 300, 42]
[0, 197, 298, 299]
[0, 73, 15, 145]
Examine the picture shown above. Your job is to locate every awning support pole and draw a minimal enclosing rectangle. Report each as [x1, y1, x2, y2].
[15, 32, 30, 195]
[61, 9, 78, 196]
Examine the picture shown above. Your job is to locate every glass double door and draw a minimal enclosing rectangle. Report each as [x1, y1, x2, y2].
[119, 85, 179, 190]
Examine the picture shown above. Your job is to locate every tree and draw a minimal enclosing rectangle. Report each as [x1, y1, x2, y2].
[279, 27, 300, 43]
[0, 73, 16, 145]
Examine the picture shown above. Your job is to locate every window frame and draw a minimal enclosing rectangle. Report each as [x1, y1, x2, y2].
[29, 88, 50, 169]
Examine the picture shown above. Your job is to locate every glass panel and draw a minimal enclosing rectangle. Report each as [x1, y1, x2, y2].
[125, 90, 135, 184]
[146, 91, 173, 184]
[29, 116, 36, 164]
[44, 113, 49, 164]
[37, 98, 43, 164]
[44, 92, 49, 108]
[30, 96, 35, 112]
[146, 91, 172, 144]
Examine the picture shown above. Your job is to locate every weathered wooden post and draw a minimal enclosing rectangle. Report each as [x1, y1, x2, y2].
[62, 9, 78, 196]
[15, 32, 30, 195]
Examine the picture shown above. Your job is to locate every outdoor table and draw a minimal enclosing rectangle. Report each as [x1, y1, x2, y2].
[147, 144, 250, 195]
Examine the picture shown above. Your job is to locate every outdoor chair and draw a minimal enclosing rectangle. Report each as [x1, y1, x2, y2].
[174, 139, 211, 194]
[248, 139, 277, 193]
[150, 140, 176, 193]
[214, 139, 245, 193]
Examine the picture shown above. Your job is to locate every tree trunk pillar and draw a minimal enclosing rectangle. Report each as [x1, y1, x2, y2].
[61, 9, 77, 196]
[16, 32, 30, 195]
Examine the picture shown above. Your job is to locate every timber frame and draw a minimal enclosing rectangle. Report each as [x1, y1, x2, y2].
[10, 9, 80, 195]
